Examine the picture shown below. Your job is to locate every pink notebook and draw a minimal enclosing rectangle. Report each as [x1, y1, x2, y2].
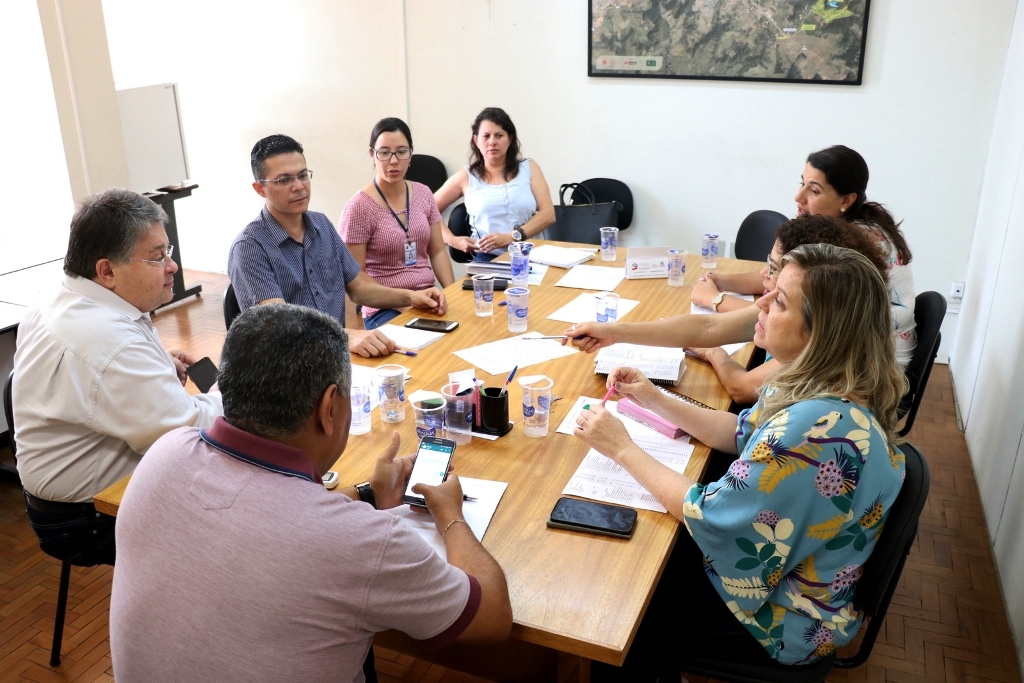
[616, 398, 686, 439]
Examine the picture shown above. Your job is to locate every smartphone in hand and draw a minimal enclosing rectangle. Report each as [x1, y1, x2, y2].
[185, 357, 218, 393]
[403, 437, 457, 507]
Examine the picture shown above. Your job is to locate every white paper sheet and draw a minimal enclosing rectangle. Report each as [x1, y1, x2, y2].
[383, 478, 508, 560]
[594, 343, 686, 384]
[452, 332, 578, 375]
[554, 265, 625, 291]
[546, 292, 641, 324]
[555, 397, 693, 513]
[689, 293, 755, 356]
[527, 264, 549, 286]
[528, 245, 595, 269]
[378, 324, 446, 350]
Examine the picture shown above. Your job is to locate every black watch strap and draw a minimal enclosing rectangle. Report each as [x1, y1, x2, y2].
[355, 481, 377, 509]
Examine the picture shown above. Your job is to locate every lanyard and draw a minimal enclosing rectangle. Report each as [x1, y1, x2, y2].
[373, 180, 410, 237]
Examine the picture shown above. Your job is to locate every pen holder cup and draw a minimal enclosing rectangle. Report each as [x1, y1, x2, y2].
[479, 388, 510, 435]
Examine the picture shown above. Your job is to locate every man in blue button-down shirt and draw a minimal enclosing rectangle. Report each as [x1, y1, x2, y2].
[228, 134, 448, 357]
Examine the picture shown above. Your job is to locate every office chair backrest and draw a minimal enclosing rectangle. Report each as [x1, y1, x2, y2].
[735, 210, 788, 262]
[570, 178, 634, 232]
[447, 203, 475, 264]
[4, 370, 14, 458]
[406, 154, 448, 194]
[835, 442, 930, 669]
[897, 291, 946, 437]
[223, 284, 242, 331]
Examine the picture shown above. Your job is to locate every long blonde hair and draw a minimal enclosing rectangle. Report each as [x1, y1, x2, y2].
[758, 244, 909, 443]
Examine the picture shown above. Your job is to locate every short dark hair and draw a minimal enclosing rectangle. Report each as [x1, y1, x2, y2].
[469, 107, 523, 182]
[251, 134, 304, 181]
[63, 189, 167, 279]
[776, 214, 889, 282]
[219, 304, 350, 441]
[369, 117, 413, 150]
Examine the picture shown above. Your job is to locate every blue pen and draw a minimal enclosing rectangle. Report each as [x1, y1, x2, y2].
[498, 301, 508, 307]
[500, 365, 518, 395]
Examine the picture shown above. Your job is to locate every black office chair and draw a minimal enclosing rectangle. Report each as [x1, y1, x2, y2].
[897, 291, 946, 437]
[679, 442, 931, 683]
[405, 154, 448, 193]
[446, 203, 475, 264]
[4, 370, 75, 667]
[223, 284, 241, 331]
[1, 368, 17, 482]
[569, 178, 634, 232]
[735, 210, 789, 262]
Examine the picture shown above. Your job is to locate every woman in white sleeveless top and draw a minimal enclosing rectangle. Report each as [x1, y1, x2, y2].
[435, 108, 555, 261]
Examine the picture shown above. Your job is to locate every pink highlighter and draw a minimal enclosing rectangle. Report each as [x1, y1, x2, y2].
[616, 398, 687, 439]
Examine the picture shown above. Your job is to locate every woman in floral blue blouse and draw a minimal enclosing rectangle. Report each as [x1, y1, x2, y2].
[576, 244, 908, 678]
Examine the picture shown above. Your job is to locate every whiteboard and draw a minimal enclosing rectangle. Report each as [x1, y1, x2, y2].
[116, 83, 190, 193]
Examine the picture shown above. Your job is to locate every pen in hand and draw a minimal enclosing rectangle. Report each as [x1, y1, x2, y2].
[393, 347, 417, 357]
[463, 495, 477, 502]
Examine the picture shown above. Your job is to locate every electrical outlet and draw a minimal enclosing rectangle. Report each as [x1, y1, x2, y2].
[950, 282, 965, 299]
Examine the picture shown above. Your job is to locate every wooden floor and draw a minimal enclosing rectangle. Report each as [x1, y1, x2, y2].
[0, 270, 1019, 683]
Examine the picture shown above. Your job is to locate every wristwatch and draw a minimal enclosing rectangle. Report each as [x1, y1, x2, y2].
[711, 292, 726, 312]
[355, 481, 377, 509]
[511, 227, 525, 242]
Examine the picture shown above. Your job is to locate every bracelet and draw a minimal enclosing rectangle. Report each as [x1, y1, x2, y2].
[442, 518, 468, 539]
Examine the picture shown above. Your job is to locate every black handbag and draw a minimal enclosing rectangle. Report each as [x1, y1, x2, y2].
[551, 183, 622, 245]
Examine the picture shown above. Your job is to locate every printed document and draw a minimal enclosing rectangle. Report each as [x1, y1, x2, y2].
[555, 397, 694, 513]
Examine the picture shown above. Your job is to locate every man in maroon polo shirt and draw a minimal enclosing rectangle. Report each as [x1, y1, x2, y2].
[109, 304, 512, 683]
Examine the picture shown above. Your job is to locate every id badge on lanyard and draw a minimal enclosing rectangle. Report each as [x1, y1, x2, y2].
[404, 240, 417, 266]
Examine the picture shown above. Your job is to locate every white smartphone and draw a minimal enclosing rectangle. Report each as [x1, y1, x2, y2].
[403, 437, 457, 507]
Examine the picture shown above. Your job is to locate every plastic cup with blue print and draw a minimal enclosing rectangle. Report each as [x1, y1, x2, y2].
[472, 274, 494, 317]
[595, 292, 608, 322]
[603, 292, 620, 321]
[519, 375, 554, 437]
[441, 383, 473, 445]
[668, 249, 686, 287]
[349, 381, 373, 435]
[506, 287, 530, 333]
[374, 364, 407, 423]
[600, 227, 619, 261]
[701, 234, 719, 269]
[508, 241, 533, 287]
[411, 391, 447, 439]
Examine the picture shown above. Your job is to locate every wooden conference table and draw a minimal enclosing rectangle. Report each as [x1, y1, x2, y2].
[95, 242, 758, 683]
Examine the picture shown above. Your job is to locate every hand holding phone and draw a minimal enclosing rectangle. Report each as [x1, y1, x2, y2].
[403, 437, 457, 507]
[185, 356, 218, 393]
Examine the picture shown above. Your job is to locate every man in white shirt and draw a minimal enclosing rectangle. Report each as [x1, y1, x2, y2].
[13, 188, 223, 566]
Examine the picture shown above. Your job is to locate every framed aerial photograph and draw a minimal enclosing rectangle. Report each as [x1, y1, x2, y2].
[589, 0, 871, 85]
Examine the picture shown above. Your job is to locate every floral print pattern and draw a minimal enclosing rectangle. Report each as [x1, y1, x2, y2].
[683, 396, 905, 664]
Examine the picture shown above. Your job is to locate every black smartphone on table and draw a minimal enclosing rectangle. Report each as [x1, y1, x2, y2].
[547, 497, 637, 539]
[405, 318, 459, 333]
[461, 278, 509, 291]
[403, 437, 457, 507]
[185, 356, 218, 393]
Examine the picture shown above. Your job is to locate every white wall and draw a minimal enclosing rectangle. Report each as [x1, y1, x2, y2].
[950, 0, 1024, 661]
[101, 0, 410, 274]
[404, 0, 1016, 364]
[99, 1, 1017, 364]
[1, 1, 73, 274]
